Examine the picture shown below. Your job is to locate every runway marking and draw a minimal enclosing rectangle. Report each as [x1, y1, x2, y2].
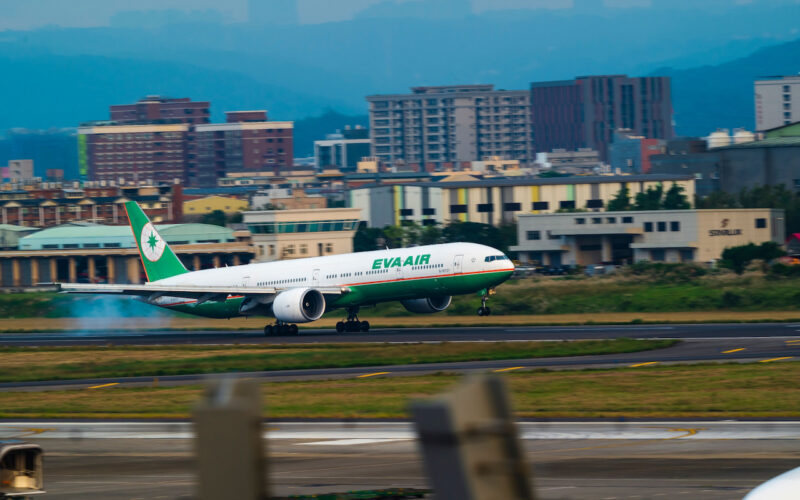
[88, 382, 119, 389]
[760, 357, 794, 363]
[722, 348, 746, 353]
[299, 438, 408, 446]
[629, 361, 658, 368]
[357, 372, 390, 378]
[786, 339, 800, 343]
[494, 366, 524, 372]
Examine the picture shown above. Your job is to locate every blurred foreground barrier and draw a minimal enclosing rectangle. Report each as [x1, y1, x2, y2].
[193, 378, 268, 500]
[0, 440, 44, 498]
[410, 375, 536, 500]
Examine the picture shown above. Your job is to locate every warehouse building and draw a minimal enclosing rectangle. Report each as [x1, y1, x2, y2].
[349, 175, 695, 227]
[511, 208, 785, 266]
[0, 223, 253, 288]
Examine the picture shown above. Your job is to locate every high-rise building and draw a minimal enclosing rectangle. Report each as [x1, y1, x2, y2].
[81, 101, 293, 187]
[314, 126, 371, 172]
[79, 123, 190, 184]
[530, 75, 674, 160]
[248, 0, 298, 25]
[755, 75, 800, 131]
[194, 111, 294, 185]
[367, 85, 534, 171]
[110, 96, 210, 126]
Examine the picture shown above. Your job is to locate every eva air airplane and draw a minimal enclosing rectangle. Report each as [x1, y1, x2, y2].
[59, 201, 515, 335]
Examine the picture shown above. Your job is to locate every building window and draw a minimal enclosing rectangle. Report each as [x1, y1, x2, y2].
[575, 218, 586, 225]
[559, 200, 575, 210]
[651, 249, 665, 261]
[503, 202, 521, 211]
[399, 208, 414, 216]
[580, 244, 602, 251]
[622, 216, 633, 223]
[670, 221, 680, 231]
[477, 203, 494, 213]
[680, 249, 694, 261]
[755, 218, 767, 228]
[586, 199, 604, 209]
[606, 217, 617, 223]
[591, 217, 602, 224]
[657, 221, 667, 232]
[449, 204, 467, 214]
[526, 230, 541, 240]
[644, 222, 653, 232]
[532, 201, 549, 210]
[325, 243, 333, 253]
[422, 208, 436, 215]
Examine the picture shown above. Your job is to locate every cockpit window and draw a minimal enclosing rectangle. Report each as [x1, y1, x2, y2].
[485, 255, 508, 262]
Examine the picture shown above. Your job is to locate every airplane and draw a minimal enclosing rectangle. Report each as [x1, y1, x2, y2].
[58, 201, 515, 335]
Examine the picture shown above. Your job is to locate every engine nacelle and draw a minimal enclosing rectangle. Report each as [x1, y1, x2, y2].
[401, 296, 452, 314]
[272, 288, 326, 323]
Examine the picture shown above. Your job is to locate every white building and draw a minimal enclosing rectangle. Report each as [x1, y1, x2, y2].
[755, 75, 800, 131]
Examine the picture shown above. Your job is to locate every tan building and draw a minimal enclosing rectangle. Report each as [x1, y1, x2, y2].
[244, 208, 361, 262]
[511, 208, 785, 266]
[350, 175, 696, 228]
[250, 188, 327, 211]
[184, 195, 248, 216]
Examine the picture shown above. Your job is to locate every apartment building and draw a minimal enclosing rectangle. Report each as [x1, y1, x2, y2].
[755, 75, 800, 131]
[530, 75, 674, 160]
[367, 85, 534, 171]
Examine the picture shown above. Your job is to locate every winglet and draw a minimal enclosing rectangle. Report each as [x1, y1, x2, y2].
[125, 201, 188, 282]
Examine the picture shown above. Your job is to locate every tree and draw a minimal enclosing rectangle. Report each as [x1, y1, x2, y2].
[353, 222, 384, 252]
[419, 224, 442, 245]
[720, 241, 786, 274]
[607, 185, 632, 211]
[633, 185, 664, 210]
[200, 210, 227, 227]
[695, 191, 737, 209]
[662, 182, 691, 210]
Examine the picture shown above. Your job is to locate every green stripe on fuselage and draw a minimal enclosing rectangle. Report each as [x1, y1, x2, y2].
[161, 270, 513, 319]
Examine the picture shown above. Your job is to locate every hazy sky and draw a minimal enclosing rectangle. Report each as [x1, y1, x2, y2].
[0, 0, 664, 30]
[0, 0, 784, 29]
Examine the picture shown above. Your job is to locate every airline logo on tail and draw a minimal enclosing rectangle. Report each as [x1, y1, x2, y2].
[140, 222, 166, 262]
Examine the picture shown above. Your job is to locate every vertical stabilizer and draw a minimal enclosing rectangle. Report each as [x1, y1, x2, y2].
[125, 201, 188, 282]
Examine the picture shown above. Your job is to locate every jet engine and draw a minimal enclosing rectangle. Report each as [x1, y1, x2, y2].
[271, 288, 326, 323]
[400, 296, 452, 314]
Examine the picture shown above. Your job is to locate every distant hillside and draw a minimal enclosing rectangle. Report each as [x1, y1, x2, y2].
[0, 51, 350, 131]
[660, 38, 800, 136]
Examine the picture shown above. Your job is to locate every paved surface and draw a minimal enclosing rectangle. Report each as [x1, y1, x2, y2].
[3, 322, 800, 346]
[2, 420, 799, 499]
[3, 323, 800, 391]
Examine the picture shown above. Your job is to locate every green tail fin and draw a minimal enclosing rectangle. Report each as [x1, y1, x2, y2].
[125, 201, 188, 282]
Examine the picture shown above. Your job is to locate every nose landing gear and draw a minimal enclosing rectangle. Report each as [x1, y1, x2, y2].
[336, 306, 370, 333]
[477, 288, 495, 316]
[264, 322, 299, 336]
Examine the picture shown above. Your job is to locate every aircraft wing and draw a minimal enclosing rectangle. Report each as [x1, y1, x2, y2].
[56, 282, 349, 300]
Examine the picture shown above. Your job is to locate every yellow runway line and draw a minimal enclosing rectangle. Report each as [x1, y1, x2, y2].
[760, 357, 794, 363]
[785, 340, 800, 344]
[722, 348, 746, 354]
[629, 361, 659, 368]
[494, 366, 524, 373]
[88, 382, 119, 389]
[357, 372, 390, 378]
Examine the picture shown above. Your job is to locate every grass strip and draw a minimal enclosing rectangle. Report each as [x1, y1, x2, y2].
[0, 339, 674, 383]
[2, 361, 799, 419]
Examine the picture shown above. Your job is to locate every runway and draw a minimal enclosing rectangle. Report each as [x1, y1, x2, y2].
[3, 322, 800, 347]
[2, 420, 798, 499]
[2, 323, 800, 390]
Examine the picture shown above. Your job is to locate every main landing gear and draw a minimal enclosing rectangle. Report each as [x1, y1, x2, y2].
[477, 288, 495, 316]
[336, 306, 370, 333]
[264, 322, 299, 336]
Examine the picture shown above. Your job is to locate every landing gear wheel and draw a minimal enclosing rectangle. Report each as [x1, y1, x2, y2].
[477, 290, 494, 317]
[360, 321, 370, 332]
[264, 325, 274, 336]
[289, 324, 299, 335]
[336, 321, 345, 333]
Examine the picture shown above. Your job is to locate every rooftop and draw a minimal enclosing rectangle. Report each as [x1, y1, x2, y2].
[352, 174, 694, 190]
